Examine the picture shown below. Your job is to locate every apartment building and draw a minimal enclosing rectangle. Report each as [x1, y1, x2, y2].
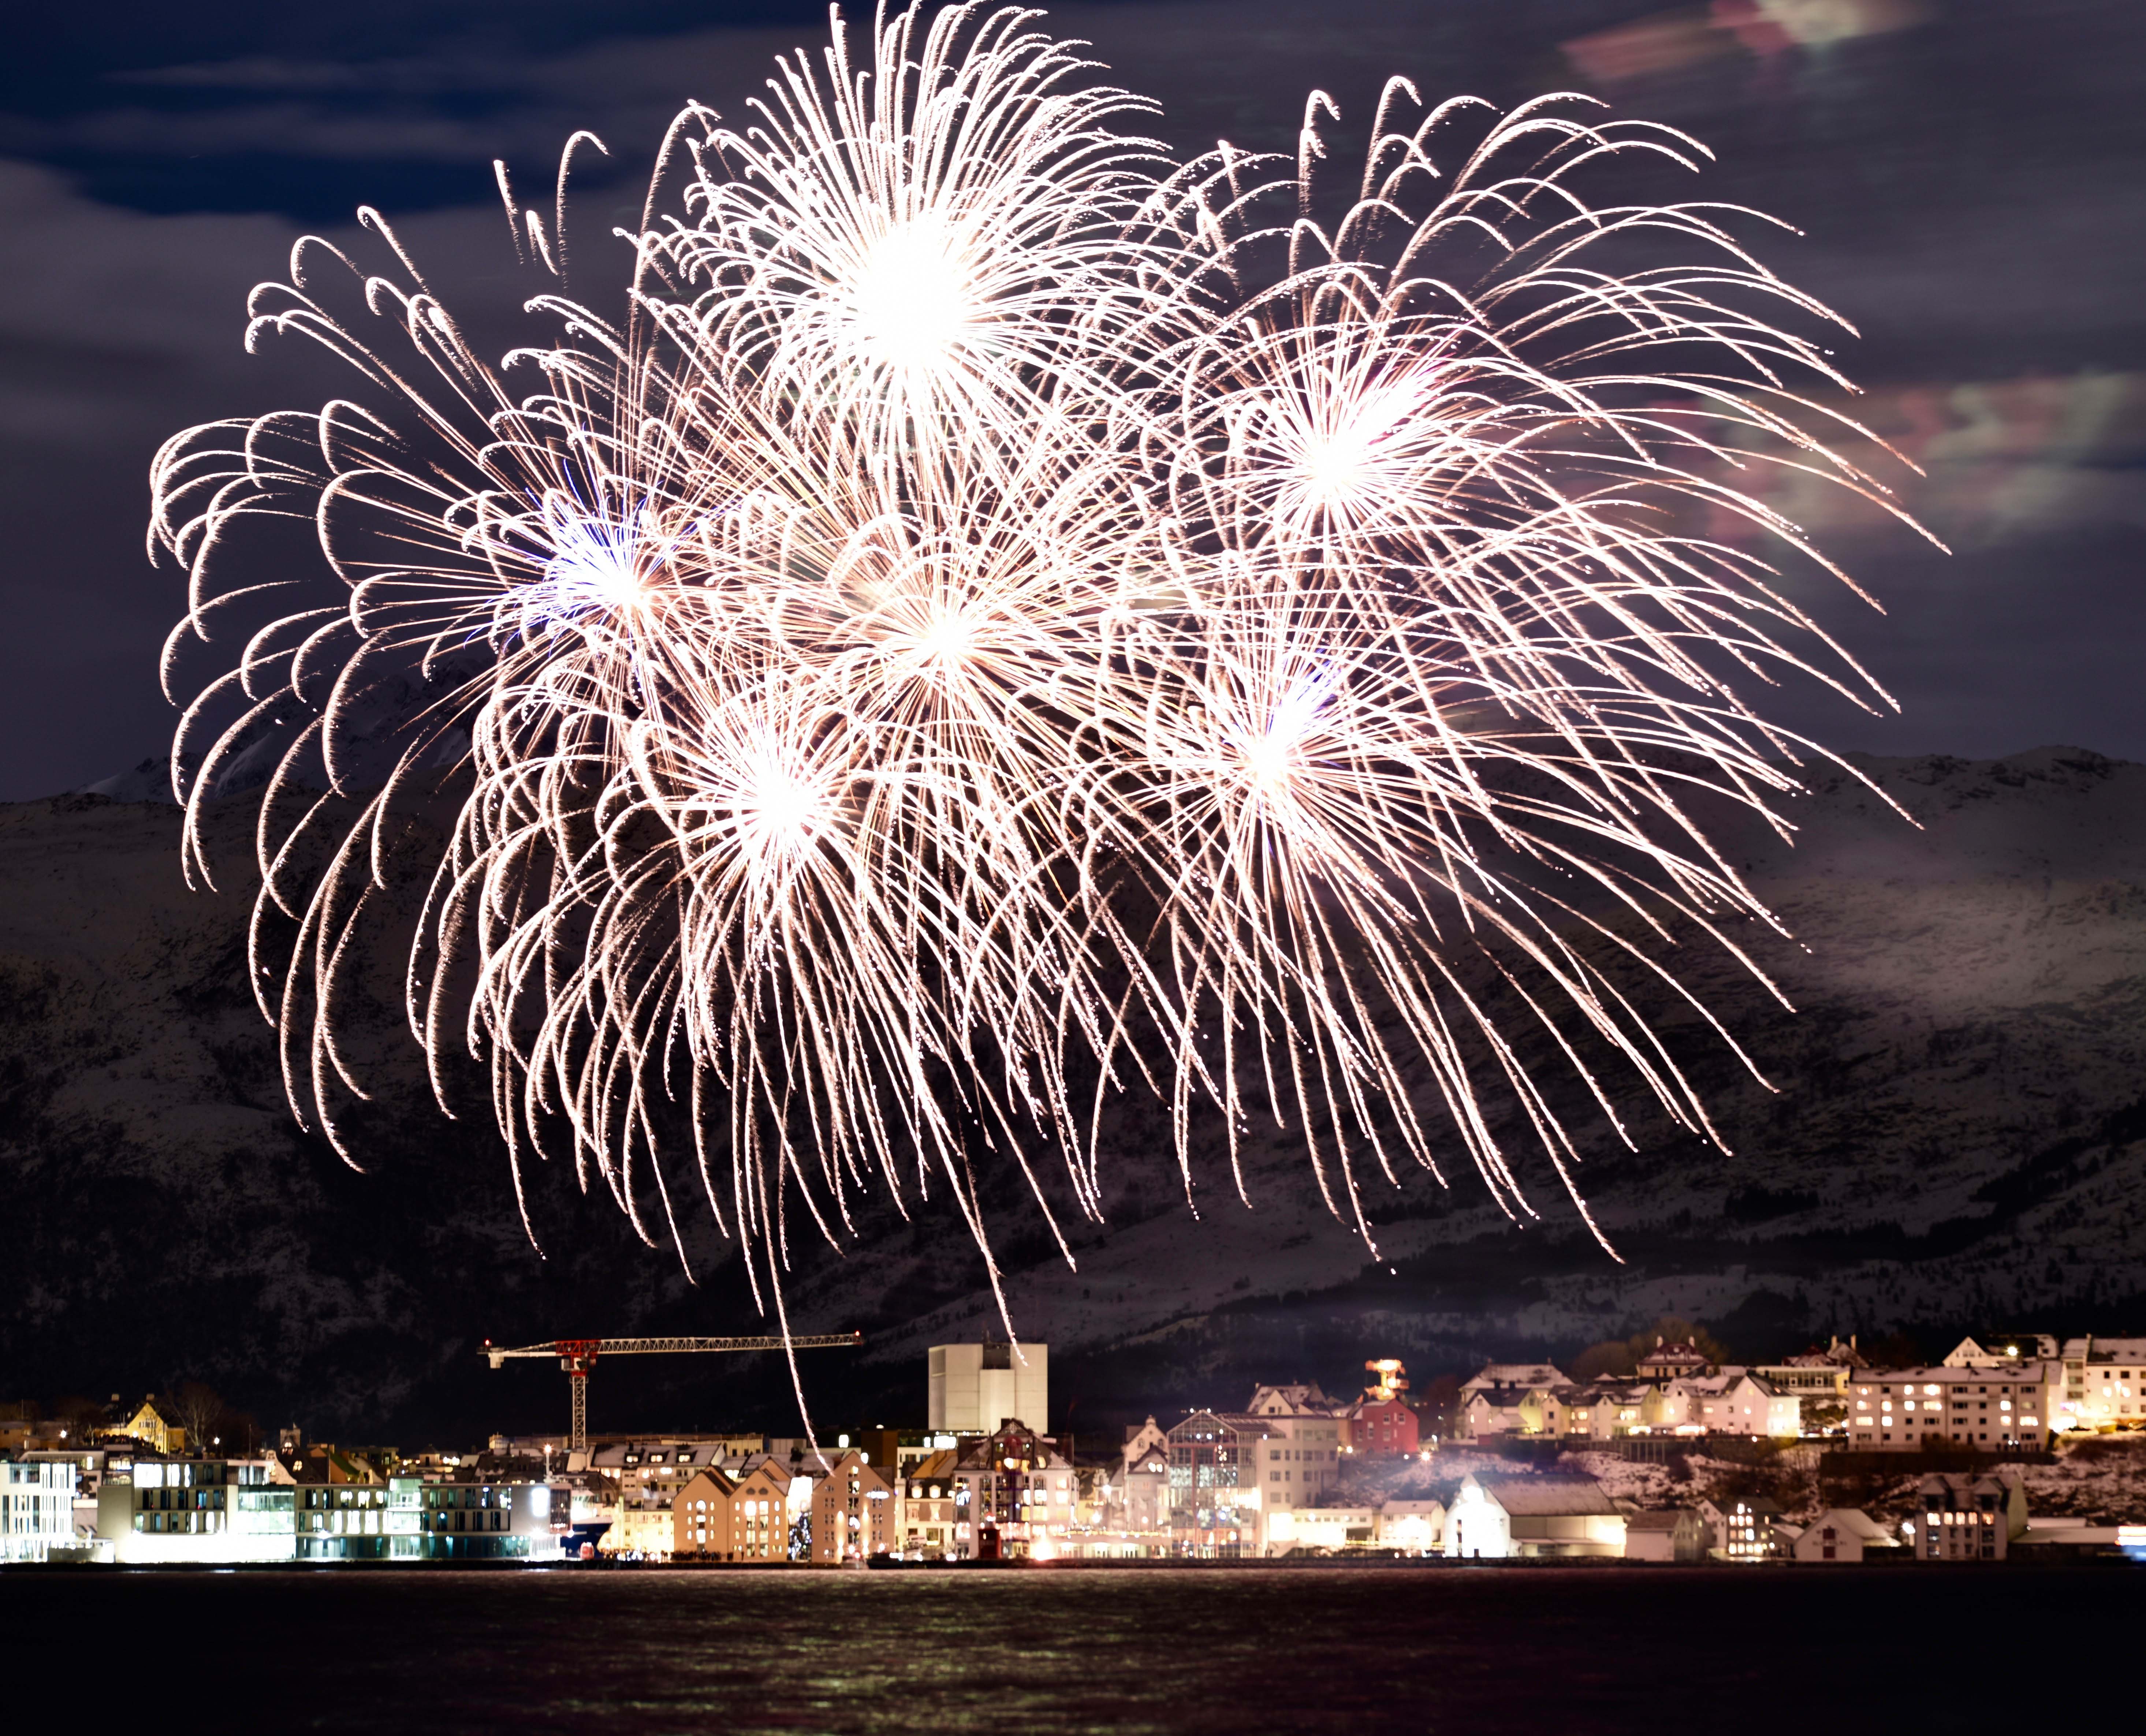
[1247, 1404, 1343, 1522]
[2055, 1337, 2146, 1430]
[1, 1459, 78, 1562]
[1846, 1366, 2048, 1449]
[1910, 1470, 2028, 1561]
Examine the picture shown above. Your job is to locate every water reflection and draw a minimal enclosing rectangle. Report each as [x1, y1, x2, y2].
[4, 1566, 2140, 1733]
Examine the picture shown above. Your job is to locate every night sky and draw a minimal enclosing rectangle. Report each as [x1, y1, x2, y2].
[0, 0, 2140, 801]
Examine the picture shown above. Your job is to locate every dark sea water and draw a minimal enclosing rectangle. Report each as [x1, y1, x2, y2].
[6, 1564, 2137, 1732]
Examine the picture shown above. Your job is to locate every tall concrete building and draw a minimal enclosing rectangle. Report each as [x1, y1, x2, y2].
[928, 1341, 1048, 1434]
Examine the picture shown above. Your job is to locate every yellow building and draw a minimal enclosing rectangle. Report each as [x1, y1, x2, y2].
[111, 1400, 183, 1455]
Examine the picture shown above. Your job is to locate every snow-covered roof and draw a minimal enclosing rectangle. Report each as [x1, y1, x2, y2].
[1808, 1508, 1891, 1542]
[1474, 1475, 1617, 1517]
[2062, 1338, 2146, 1362]
[1460, 1363, 1572, 1393]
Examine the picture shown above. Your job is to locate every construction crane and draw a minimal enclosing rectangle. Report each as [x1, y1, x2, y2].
[481, 1333, 863, 1454]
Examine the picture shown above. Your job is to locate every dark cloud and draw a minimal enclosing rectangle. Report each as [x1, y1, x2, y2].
[0, 0, 2140, 799]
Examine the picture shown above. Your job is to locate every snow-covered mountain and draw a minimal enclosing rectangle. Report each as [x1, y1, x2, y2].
[1, 747, 2141, 1438]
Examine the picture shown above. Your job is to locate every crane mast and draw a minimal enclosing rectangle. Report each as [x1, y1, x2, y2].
[481, 1333, 864, 1453]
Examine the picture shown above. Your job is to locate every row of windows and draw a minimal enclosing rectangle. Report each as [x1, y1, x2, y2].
[1857, 1382, 2036, 1396]
[421, 1510, 508, 1532]
[137, 1488, 225, 1510]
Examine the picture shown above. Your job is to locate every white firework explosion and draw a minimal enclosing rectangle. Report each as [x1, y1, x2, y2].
[150, 4, 1926, 1333]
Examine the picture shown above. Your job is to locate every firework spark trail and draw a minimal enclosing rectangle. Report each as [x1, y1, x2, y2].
[149, 4, 1933, 1331]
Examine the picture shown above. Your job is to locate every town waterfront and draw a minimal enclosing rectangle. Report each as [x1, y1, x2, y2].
[7, 1564, 2139, 1732]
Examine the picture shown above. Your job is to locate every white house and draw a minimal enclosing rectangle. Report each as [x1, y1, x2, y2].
[1444, 1475, 1624, 1559]
[1622, 1508, 1706, 1562]
[1445, 1477, 1512, 1558]
[1458, 1364, 1579, 1439]
[1783, 1508, 1897, 1563]
[1459, 1363, 1572, 1397]
[1942, 1334, 2056, 1367]
[1244, 1384, 1340, 1418]
[1377, 1499, 1445, 1554]
[1269, 1505, 1379, 1553]
[1661, 1372, 1799, 1437]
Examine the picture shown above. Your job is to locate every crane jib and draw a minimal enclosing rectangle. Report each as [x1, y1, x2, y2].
[477, 1331, 863, 1453]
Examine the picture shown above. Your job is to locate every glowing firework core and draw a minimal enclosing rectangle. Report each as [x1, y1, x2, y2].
[845, 217, 977, 373]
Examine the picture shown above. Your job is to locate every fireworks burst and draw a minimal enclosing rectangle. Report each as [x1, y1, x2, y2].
[151, 4, 1922, 1324]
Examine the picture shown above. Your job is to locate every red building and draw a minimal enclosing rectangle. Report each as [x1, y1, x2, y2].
[1349, 1396, 1420, 1457]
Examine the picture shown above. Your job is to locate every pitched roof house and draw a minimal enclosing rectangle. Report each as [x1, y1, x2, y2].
[1783, 1508, 1897, 1563]
[1445, 1474, 1624, 1559]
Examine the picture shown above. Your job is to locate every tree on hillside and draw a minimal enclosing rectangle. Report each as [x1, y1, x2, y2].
[1415, 1374, 1461, 1438]
[1569, 1316, 1735, 1382]
[50, 1395, 110, 1443]
[165, 1381, 229, 1454]
[1636, 1318, 1732, 1366]
[1569, 1340, 1638, 1382]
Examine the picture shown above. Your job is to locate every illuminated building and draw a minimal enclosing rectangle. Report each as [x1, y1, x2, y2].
[895, 1421, 1077, 1560]
[1755, 1335, 1870, 1400]
[1558, 1380, 1666, 1439]
[1846, 1366, 2047, 1449]
[900, 1447, 963, 1559]
[928, 1341, 1048, 1435]
[1622, 1508, 1707, 1562]
[668, 1460, 815, 1562]
[1165, 1412, 1271, 1558]
[591, 1440, 757, 1556]
[1376, 1500, 1445, 1556]
[1, 1458, 79, 1562]
[1445, 1475, 1626, 1560]
[1248, 1409, 1343, 1550]
[1944, 1333, 2059, 1368]
[722, 1458, 802, 1562]
[1635, 1338, 1714, 1381]
[94, 1457, 291, 1564]
[806, 1449, 894, 1562]
[671, 1467, 738, 1558]
[1657, 1372, 1800, 1438]
[1778, 1509, 1899, 1564]
[1114, 1438, 1171, 1537]
[2055, 1336, 2146, 1430]
[1698, 1495, 1784, 1561]
[106, 1398, 186, 1456]
[1456, 1363, 1578, 1438]
[945, 1420, 1074, 1560]
[405, 1475, 562, 1560]
[1242, 1384, 1338, 1419]
[1270, 1505, 1378, 1553]
[1906, 1471, 2028, 1562]
[1347, 1397, 1420, 1457]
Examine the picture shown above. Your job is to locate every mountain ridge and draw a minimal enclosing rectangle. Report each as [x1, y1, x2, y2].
[1, 745, 2141, 1437]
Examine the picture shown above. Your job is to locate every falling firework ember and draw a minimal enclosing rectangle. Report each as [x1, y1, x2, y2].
[150, 3, 1925, 1324]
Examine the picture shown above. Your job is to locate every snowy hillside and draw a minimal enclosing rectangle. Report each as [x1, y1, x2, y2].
[0, 746, 2142, 1436]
